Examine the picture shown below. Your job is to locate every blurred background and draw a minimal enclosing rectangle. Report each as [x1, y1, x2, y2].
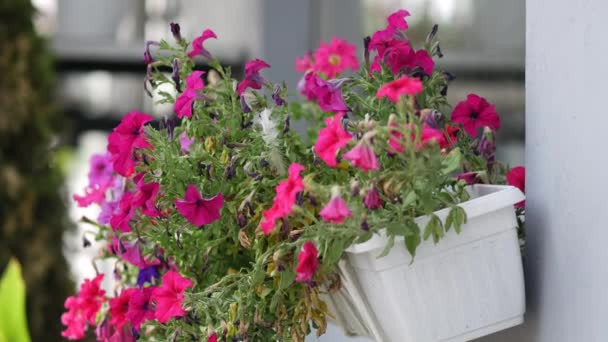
[1, 0, 524, 340]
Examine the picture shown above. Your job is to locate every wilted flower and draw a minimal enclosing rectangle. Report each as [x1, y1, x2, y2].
[320, 187, 352, 224]
[295, 241, 319, 282]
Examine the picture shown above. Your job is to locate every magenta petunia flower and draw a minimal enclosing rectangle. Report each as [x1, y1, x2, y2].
[174, 71, 205, 119]
[109, 288, 136, 330]
[110, 192, 137, 232]
[457, 172, 481, 185]
[376, 75, 423, 103]
[151, 271, 193, 323]
[208, 332, 218, 342]
[73, 183, 108, 208]
[179, 131, 195, 153]
[364, 186, 383, 210]
[320, 187, 352, 224]
[237, 58, 270, 95]
[314, 113, 353, 167]
[61, 297, 87, 340]
[175, 184, 224, 227]
[451, 94, 500, 137]
[387, 9, 410, 30]
[295, 53, 313, 73]
[313, 37, 359, 79]
[506, 166, 525, 208]
[187, 29, 217, 59]
[111, 237, 146, 268]
[295, 241, 319, 282]
[300, 72, 349, 112]
[260, 163, 305, 234]
[343, 141, 380, 171]
[107, 111, 155, 177]
[127, 286, 156, 331]
[133, 173, 161, 217]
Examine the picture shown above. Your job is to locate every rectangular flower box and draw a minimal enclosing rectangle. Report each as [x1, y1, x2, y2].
[325, 185, 525, 342]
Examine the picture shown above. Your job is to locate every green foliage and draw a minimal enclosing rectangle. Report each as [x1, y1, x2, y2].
[84, 18, 511, 342]
[0, 259, 31, 342]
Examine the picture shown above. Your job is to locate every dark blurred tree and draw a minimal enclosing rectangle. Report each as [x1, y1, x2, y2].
[0, 1, 74, 341]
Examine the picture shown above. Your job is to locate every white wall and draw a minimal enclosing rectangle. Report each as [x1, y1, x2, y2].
[478, 0, 608, 341]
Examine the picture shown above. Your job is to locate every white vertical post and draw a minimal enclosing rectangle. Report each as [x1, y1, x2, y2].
[479, 0, 608, 341]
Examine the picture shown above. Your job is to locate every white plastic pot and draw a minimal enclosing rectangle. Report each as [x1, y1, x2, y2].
[325, 185, 525, 342]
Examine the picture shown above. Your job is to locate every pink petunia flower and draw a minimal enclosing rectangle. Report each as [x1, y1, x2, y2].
[295, 53, 314, 73]
[132, 173, 161, 217]
[364, 186, 383, 210]
[73, 183, 108, 208]
[343, 140, 380, 171]
[88, 152, 114, 187]
[313, 113, 353, 167]
[260, 163, 305, 234]
[61, 274, 106, 339]
[107, 111, 155, 177]
[320, 187, 352, 224]
[300, 72, 349, 113]
[175, 184, 224, 227]
[110, 192, 137, 232]
[187, 29, 217, 59]
[111, 237, 146, 268]
[457, 172, 481, 185]
[174, 71, 205, 119]
[451, 94, 500, 137]
[376, 75, 423, 103]
[179, 131, 195, 153]
[387, 9, 410, 30]
[207, 332, 218, 342]
[237, 59, 270, 95]
[313, 37, 359, 79]
[109, 288, 137, 330]
[295, 241, 319, 282]
[151, 271, 193, 323]
[506, 166, 525, 208]
[127, 286, 156, 331]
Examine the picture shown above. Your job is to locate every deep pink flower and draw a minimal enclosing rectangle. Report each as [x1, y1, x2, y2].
[174, 71, 205, 119]
[388, 121, 405, 154]
[295, 242, 319, 282]
[127, 286, 156, 331]
[78, 274, 106, 324]
[207, 332, 218, 342]
[179, 131, 195, 153]
[320, 188, 352, 224]
[133, 174, 161, 217]
[295, 54, 313, 73]
[187, 29, 217, 59]
[111, 237, 146, 268]
[175, 184, 224, 227]
[376, 75, 423, 103]
[237, 59, 270, 95]
[260, 163, 305, 234]
[109, 288, 136, 330]
[110, 192, 137, 232]
[451, 94, 500, 137]
[343, 141, 379, 171]
[151, 271, 193, 323]
[107, 111, 154, 177]
[300, 72, 349, 112]
[387, 9, 410, 30]
[507, 166, 525, 208]
[313, 37, 359, 78]
[314, 113, 352, 167]
[382, 41, 434, 75]
[73, 183, 108, 208]
[364, 186, 383, 210]
[61, 297, 86, 340]
[88, 152, 114, 187]
[420, 125, 448, 148]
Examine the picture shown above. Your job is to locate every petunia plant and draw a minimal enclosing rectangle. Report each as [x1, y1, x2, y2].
[64, 10, 525, 342]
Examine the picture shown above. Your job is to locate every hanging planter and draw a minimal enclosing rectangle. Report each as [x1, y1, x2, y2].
[326, 185, 525, 341]
[61, 8, 527, 342]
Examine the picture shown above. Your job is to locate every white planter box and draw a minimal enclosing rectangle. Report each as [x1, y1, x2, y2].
[325, 185, 525, 342]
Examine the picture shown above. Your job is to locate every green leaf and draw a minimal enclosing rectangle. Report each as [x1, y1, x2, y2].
[402, 191, 417, 208]
[0, 258, 30, 342]
[377, 234, 395, 258]
[279, 270, 296, 290]
[423, 214, 443, 243]
[445, 207, 455, 232]
[441, 148, 462, 175]
[452, 206, 467, 234]
[404, 220, 421, 259]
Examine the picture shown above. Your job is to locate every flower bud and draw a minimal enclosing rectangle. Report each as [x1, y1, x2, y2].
[364, 185, 383, 210]
[272, 83, 286, 106]
[169, 22, 182, 42]
[363, 36, 371, 67]
[171, 59, 181, 92]
[350, 180, 360, 197]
